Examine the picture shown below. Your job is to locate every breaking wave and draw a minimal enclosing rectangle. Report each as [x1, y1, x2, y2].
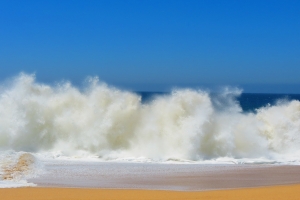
[0, 73, 300, 162]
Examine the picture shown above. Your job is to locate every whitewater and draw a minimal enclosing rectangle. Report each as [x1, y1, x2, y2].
[0, 73, 300, 187]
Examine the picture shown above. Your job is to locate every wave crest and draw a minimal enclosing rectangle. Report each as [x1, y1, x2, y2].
[0, 73, 300, 162]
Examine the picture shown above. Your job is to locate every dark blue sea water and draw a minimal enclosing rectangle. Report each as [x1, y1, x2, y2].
[237, 93, 300, 112]
[138, 92, 300, 112]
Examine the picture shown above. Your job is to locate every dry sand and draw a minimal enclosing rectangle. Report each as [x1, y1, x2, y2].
[1, 184, 300, 200]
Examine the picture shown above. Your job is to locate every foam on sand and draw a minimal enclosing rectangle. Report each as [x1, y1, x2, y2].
[0, 152, 42, 188]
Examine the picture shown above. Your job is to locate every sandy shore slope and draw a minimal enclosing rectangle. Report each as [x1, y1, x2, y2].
[1, 184, 300, 200]
[29, 161, 300, 190]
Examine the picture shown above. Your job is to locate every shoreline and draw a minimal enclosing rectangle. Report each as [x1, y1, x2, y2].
[28, 162, 300, 190]
[1, 184, 300, 200]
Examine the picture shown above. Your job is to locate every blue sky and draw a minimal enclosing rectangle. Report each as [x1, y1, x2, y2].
[0, 0, 299, 93]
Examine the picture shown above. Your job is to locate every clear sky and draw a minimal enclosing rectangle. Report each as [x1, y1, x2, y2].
[0, 0, 299, 93]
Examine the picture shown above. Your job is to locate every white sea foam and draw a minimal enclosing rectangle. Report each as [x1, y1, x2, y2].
[0, 73, 299, 163]
[0, 151, 43, 187]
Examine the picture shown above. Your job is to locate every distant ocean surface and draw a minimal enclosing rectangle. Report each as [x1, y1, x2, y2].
[139, 92, 300, 112]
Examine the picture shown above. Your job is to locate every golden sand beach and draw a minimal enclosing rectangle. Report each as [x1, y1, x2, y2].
[2, 160, 300, 199]
[1, 184, 300, 200]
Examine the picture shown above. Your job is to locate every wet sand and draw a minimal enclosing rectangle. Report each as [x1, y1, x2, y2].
[29, 161, 300, 190]
[2, 161, 300, 199]
[1, 184, 300, 200]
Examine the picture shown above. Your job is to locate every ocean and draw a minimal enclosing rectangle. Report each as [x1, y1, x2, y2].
[139, 92, 300, 112]
[0, 73, 300, 187]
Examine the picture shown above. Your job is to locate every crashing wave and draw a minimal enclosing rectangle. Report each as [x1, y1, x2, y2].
[0, 73, 299, 162]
